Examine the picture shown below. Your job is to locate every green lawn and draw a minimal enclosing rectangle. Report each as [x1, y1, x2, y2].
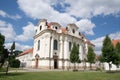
[0, 71, 120, 80]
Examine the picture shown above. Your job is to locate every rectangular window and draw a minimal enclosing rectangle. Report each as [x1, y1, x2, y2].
[54, 39, 58, 50]
[69, 42, 71, 51]
[37, 40, 40, 50]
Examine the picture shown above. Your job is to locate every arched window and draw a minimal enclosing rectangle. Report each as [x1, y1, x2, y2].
[54, 39, 58, 50]
[72, 29, 75, 34]
[79, 32, 81, 36]
[40, 25, 42, 30]
[37, 40, 40, 50]
[55, 26, 58, 29]
[69, 42, 71, 51]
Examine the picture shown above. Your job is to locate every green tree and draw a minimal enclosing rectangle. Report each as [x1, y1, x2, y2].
[9, 41, 16, 67]
[14, 50, 22, 57]
[113, 42, 120, 68]
[77, 58, 81, 69]
[87, 46, 96, 70]
[101, 35, 115, 71]
[10, 41, 15, 55]
[6, 41, 16, 74]
[0, 33, 6, 68]
[10, 59, 20, 68]
[99, 55, 104, 63]
[98, 55, 104, 70]
[70, 43, 79, 70]
[0, 33, 5, 55]
[83, 58, 87, 70]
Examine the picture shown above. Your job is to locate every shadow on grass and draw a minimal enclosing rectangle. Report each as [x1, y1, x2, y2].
[0, 72, 24, 76]
[106, 70, 120, 74]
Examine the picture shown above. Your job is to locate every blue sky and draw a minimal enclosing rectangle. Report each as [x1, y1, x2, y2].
[0, 0, 120, 54]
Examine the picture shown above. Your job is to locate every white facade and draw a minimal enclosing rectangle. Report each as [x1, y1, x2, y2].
[103, 62, 120, 71]
[16, 48, 33, 68]
[31, 19, 94, 69]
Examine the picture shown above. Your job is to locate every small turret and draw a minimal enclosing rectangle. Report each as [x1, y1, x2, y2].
[66, 23, 79, 35]
[36, 19, 47, 34]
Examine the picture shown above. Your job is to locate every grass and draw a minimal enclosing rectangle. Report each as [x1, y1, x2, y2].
[0, 68, 22, 72]
[0, 68, 6, 72]
[0, 71, 120, 80]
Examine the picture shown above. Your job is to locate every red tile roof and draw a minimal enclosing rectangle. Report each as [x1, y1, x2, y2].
[112, 39, 120, 47]
[18, 48, 33, 57]
[47, 23, 51, 29]
[41, 21, 91, 43]
[61, 28, 67, 33]
[46, 22, 67, 33]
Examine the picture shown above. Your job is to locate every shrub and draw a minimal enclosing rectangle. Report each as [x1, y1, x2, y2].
[10, 59, 20, 68]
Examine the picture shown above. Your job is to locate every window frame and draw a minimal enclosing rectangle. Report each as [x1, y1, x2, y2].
[40, 25, 42, 30]
[72, 29, 75, 34]
[54, 39, 58, 50]
[37, 40, 40, 50]
[69, 42, 71, 51]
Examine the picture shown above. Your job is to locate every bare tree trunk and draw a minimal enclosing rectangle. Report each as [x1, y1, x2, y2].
[90, 63, 92, 70]
[77, 63, 79, 70]
[74, 63, 76, 70]
[6, 61, 9, 75]
[109, 62, 111, 71]
[0, 62, 4, 68]
[84, 61, 86, 70]
[83, 59, 86, 71]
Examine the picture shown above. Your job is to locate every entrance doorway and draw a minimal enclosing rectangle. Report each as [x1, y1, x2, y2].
[35, 54, 39, 68]
[35, 58, 38, 68]
[54, 59, 58, 69]
[53, 55, 58, 69]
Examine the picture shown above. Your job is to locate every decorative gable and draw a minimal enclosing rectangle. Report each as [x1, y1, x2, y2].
[66, 23, 79, 35]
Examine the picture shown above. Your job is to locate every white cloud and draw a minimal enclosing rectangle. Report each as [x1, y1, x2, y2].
[0, 10, 7, 17]
[16, 22, 36, 41]
[0, 20, 16, 42]
[17, 0, 97, 35]
[0, 20, 36, 42]
[0, 20, 7, 26]
[0, 10, 21, 20]
[76, 19, 95, 35]
[109, 32, 120, 39]
[5, 42, 32, 51]
[0, 20, 34, 51]
[17, 0, 76, 26]
[91, 37, 104, 54]
[65, 0, 120, 18]
[18, 0, 112, 36]
[7, 14, 21, 20]
[91, 32, 120, 55]
[0, 20, 35, 51]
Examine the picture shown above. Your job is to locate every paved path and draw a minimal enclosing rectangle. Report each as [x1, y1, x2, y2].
[8, 68, 97, 72]
[9, 68, 67, 72]
[23, 68, 65, 72]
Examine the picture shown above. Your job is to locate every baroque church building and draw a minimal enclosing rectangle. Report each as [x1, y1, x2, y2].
[17, 19, 94, 69]
[32, 19, 94, 69]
